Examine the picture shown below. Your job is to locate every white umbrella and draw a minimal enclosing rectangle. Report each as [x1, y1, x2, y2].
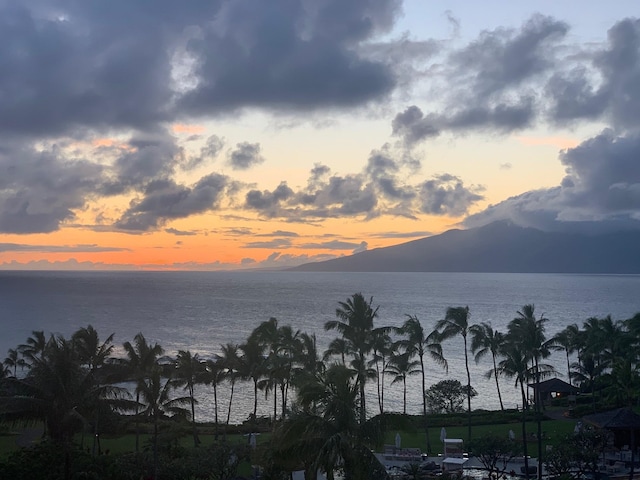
[509, 429, 515, 441]
[395, 432, 401, 449]
[440, 427, 447, 442]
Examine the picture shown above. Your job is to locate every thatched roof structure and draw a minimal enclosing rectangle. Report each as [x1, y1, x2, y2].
[584, 408, 640, 430]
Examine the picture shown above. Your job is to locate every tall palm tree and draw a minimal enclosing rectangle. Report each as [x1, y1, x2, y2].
[3, 348, 25, 377]
[470, 322, 505, 410]
[323, 338, 350, 366]
[551, 324, 580, 386]
[137, 366, 190, 480]
[204, 356, 226, 439]
[71, 325, 118, 455]
[18, 330, 49, 366]
[385, 350, 420, 414]
[238, 338, 266, 423]
[71, 325, 115, 374]
[325, 293, 381, 424]
[498, 344, 533, 480]
[275, 364, 389, 480]
[370, 329, 394, 415]
[173, 349, 206, 446]
[120, 333, 164, 452]
[219, 343, 240, 428]
[395, 314, 447, 453]
[435, 306, 472, 440]
[508, 304, 553, 480]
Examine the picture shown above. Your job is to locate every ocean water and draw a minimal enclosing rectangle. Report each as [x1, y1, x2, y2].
[1, 270, 639, 423]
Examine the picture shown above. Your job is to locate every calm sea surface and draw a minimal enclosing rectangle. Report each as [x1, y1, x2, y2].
[1, 271, 639, 422]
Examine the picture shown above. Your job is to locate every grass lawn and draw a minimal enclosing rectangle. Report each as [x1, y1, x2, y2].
[385, 418, 579, 458]
[1, 416, 578, 461]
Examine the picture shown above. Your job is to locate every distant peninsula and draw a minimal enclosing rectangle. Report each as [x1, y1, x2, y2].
[290, 221, 640, 273]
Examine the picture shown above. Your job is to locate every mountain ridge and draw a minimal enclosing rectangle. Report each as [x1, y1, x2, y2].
[290, 221, 640, 273]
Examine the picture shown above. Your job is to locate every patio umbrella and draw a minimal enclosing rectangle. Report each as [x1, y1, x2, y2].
[509, 429, 515, 441]
[395, 432, 401, 449]
[440, 427, 447, 442]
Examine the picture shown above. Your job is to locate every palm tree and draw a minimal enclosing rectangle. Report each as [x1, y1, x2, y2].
[551, 324, 580, 386]
[370, 329, 394, 415]
[275, 364, 389, 480]
[470, 322, 505, 410]
[120, 333, 164, 452]
[435, 306, 473, 440]
[508, 304, 553, 480]
[323, 338, 350, 365]
[18, 330, 49, 366]
[204, 356, 225, 439]
[395, 314, 447, 453]
[173, 349, 206, 446]
[137, 366, 190, 480]
[71, 325, 118, 455]
[72, 325, 115, 374]
[498, 344, 533, 480]
[219, 343, 240, 428]
[3, 348, 25, 377]
[325, 293, 381, 424]
[238, 337, 266, 423]
[385, 350, 420, 414]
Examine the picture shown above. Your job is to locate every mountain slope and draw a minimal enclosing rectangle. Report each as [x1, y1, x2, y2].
[291, 222, 640, 273]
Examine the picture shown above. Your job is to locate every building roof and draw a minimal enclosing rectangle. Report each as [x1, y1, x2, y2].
[583, 408, 640, 429]
[527, 377, 579, 394]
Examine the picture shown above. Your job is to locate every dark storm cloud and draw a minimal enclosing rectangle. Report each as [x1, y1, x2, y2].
[465, 130, 640, 232]
[178, 0, 399, 114]
[546, 18, 640, 130]
[115, 173, 230, 231]
[419, 174, 485, 216]
[0, 0, 401, 140]
[227, 142, 264, 170]
[0, 142, 103, 233]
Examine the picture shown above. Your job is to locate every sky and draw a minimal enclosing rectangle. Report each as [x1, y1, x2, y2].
[0, 0, 639, 271]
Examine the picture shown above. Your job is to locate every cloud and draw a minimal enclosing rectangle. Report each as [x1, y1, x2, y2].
[419, 174, 485, 216]
[299, 240, 367, 251]
[465, 130, 640, 232]
[227, 142, 264, 170]
[0, 142, 103, 233]
[255, 230, 299, 237]
[545, 18, 640, 130]
[243, 238, 293, 249]
[391, 15, 570, 147]
[0, 243, 129, 253]
[165, 228, 197, 236]
[178, 0, 400, 115]
[115, 173, 230, 231]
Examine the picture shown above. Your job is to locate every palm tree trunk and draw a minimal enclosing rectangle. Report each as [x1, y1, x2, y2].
[153, 412, 159, 480]
[403, 377, 407, 414]
[213, 384, 219, 440]
[135, 391, 140, 452]
[535, 358, 543, 480]
[226, 379, 235, 425]
[519, 381, 530, 480]
[420, 354, 431, 453]
[464, 336, 472, 441]
[375, 356, 383, 415]
[492, 354, 504, 410]
[565, 350, 572, 386]
[190, 389, 199, 447]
